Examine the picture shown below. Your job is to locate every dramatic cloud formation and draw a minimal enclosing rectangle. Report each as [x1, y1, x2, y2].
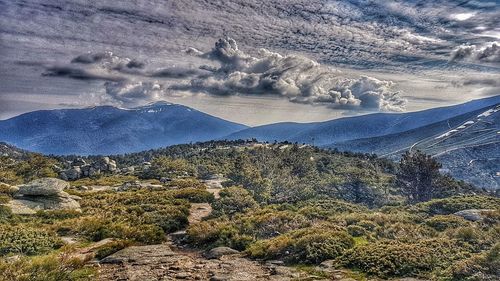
[451, 42, 500, 63]
[175, 38, 407, 111]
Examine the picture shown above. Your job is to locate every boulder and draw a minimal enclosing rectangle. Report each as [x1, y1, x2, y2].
[204, 247, 240, 259]
[17, 178, 69, 196]
[5, 178, 80, 214]
[9, 196, 80, 212]
[454, 209, 495, 222]
[99, 244, 175, 264]
[72, 158, 87, 166]
[108, 160, 117, 172]
[63, 167, 82, 181]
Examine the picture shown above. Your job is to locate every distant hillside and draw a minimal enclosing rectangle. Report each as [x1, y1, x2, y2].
[0, 102, 247, 155]
[330, 104, 500, 190]
[225, 96, 500, 145]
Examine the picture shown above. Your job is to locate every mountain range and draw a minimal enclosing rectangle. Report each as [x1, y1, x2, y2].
[0, 96, 498, 189]
[0, 102, 247, 155]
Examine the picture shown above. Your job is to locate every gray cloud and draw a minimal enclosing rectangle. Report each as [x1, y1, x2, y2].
[451, 42, 500, 63]
[149, 66, 207, 79]
[174, 38, 407, 111]
[71, 52, 112, 64]
[42, 66, 126, 82]
[104, 81, 165, 106]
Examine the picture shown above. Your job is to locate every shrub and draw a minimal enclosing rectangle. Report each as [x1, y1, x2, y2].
[94, 240, 133, 260]
[71, 175, 138, 187]
[171, 188, 214, 203]
[425, 215, 470, 231]
[413, 196, 500, 216]
[297, 199, 368, 220]
[0, 251, 96, 281]
[212, 186, 258, 217]
[247, 228, 354, 264]
[347, 225, 365, 237]
[35, 210, 82, 222]
[342, 239, 472, 278]
[445, 243, 500, 281]
[0, 225, 63, 256]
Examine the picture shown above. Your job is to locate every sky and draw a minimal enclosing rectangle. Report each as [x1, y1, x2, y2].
[0, 0, 499, 126]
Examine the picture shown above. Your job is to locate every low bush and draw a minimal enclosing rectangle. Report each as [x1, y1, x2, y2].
[413, 196, 500, 216]
[211, 186, 258, 217]
[247, 227, 354, 264]
[0, 251, 96, 281]
[425, 215, 470, 231]
[0, 225, 63, 256]
[94, 240, 134, 260]
[342, 238, 472, 278]
[444, 243, 500, 281]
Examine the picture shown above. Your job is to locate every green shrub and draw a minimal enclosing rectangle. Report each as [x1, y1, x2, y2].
[347, 225, 365, 237]
[0, 251, 96, 281]
[425, 215, 470, 231]
[94, 240, 133, 260]
[247, 228, 354, 264]
[0, 225, 63, 256]
[444, 243, 500, 281]
[70, 175, 138, 187]
[342, 238, 472, 278]
[171, 188, 214, 203]
[414, 196, 500, 216]
[35, 210, 82, 222]
[212, 186, 258, 217]
[297, 199, 368, 220]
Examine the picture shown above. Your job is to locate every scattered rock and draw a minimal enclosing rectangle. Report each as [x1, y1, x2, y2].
[204, 247, 240, 259]
[454, 209, 495, 221]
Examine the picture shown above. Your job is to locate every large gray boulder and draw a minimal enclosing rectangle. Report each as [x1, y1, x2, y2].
[17, 178, 70, 196]
[4, 178, 80, 214]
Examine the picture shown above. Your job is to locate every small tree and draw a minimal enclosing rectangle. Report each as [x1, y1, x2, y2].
[397, 150, 442, 204]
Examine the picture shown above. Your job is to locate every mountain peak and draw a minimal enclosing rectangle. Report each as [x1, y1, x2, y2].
[136, 101, 175, 109]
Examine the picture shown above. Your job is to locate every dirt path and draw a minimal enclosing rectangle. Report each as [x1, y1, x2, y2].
[95, 187, 316, 280]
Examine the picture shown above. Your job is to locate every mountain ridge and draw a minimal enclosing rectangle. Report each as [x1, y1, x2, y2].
[0, 102, 248, 155]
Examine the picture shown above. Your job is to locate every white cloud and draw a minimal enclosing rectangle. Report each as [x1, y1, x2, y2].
[104, 81, 165, 106]
[451, 42, 500, 63]
[175, 38, 406, 111]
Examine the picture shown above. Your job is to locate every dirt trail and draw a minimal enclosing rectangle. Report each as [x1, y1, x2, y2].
[96, 186, 311, 280]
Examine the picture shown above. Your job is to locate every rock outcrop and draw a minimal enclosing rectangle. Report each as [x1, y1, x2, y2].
[5, 178, 80, 214]
[60, 157, 118, 181]
[454, 209, 495, 222]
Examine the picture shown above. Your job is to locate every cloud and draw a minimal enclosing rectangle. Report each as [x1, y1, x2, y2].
[149, 66, 208, 79]
[451, 42, 500, 63]
[176, 38, 406, 111]
[42, 66, 126, 82]
[104, 81, 165, 106]
[71, 52, 112, 64]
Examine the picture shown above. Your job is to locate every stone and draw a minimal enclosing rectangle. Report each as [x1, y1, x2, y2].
[454, 209, 495, 222]
[17, 178, 69, 196]
[72, 158, 87, 166]
[100, 244, 175, 264]
[63, 167, 82, 181]
[204, 247, 240, 259]
[108, 161, 117, 172]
